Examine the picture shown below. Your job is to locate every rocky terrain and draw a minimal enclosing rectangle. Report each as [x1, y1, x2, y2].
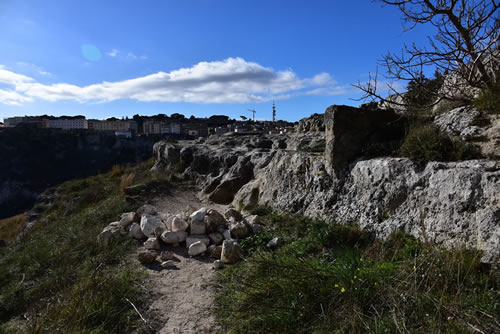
[97, 202, 267, 333]
[152, 104, 499, 264]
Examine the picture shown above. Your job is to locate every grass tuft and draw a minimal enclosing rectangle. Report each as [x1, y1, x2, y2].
[217, 212, 499, 333]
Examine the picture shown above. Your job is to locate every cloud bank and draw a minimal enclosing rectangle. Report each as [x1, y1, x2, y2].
[0, 57, 345, 106]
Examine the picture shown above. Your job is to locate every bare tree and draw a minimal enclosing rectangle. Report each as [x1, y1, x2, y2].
[354, 0, 500, 107]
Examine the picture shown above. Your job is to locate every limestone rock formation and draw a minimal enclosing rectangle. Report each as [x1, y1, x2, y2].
[152, 105, 499, 264]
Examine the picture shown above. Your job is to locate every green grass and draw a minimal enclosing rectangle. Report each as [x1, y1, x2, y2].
[0, 160, 162, 333]
[216, 211, 499, 333]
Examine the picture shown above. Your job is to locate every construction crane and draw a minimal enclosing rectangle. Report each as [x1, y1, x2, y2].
[247, 109, 256, 122]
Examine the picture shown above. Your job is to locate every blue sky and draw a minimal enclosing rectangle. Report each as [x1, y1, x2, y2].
[0, 0, 435, 122]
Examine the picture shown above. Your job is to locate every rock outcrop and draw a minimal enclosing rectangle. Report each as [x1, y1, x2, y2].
[153, 105, 499, 264]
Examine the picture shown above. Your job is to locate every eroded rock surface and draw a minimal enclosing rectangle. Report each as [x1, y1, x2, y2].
[152, 105, 499, 264]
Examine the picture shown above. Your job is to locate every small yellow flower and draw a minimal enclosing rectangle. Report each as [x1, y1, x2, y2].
[341, 287, 345, 293]
[334, 284, 339, 288]
[413, 265, 417, 271]
[360, 258, 363, 262]
[354, 275, 357, 279]
[357, 268, 361, 271]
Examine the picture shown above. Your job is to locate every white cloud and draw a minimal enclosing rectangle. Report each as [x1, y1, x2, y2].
[0, 89, 33, 106]
[16, 62, 51, 76]
[0, 66, 34, 85]
[0, 57, 347, 105]
[107, 49, 119, 57]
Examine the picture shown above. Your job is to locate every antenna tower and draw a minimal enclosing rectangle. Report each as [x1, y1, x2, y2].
[272, 101, 276, 122]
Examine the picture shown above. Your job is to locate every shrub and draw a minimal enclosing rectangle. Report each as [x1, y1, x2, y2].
[400, 123, 480, 163]
[474, 76, 500, 113]
[0, 214, 26, 242]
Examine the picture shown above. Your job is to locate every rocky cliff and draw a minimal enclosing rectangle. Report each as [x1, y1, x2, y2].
[0, 127, 156, 218]
[153, 105, 499, 264]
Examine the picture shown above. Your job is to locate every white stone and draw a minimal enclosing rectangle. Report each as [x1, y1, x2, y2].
[161, 260, 176, 268]
[119, 212, 138, 228]
[267, 237, 280, 248]
[160, 231, 188, 244]
[213, 260, 224, 270]
[140, 214, 166, 237]
[208, 232, 224, 245]
[160, 213, 174, 230]
[171, 216, 189, 232]
[136, 204, 157, 216]
[144, 237, 160, 250]
[188, 241, 207, 256]
[129, 223, 146, 240]
[160, 250, 175, 261]
[190, 219, 206, 235]
[97, 224, 120, 246]
[221, 239, 243, 264]
[185, 235, 210, 248]
[222, 229, 231, 240]
[190, 207, 208, 222]
[230, 222, 251, 239]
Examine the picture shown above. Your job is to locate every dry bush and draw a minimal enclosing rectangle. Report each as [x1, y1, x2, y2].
[0, 213, 26, 241]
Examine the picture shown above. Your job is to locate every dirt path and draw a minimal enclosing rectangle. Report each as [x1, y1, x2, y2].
[142, 189, 229, 333]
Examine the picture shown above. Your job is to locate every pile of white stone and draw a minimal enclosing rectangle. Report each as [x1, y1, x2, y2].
[97, 204, 265, 268]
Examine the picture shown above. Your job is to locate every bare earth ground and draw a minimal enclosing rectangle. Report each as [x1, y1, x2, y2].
[138, 188, 229, 333]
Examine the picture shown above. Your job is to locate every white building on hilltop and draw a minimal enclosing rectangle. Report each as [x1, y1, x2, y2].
[48, 118, 88, 129]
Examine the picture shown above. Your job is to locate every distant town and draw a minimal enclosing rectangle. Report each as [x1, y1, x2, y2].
[0, 107, 296, 139]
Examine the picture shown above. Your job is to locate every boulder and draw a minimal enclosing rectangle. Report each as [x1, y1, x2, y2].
[97, 223, 120, 246]
[160, 250, 175, 261]
[136, 204, 157, 216]
[230, 222, 251, 239]
[190, 219, 206, 235]
[190, 207, 208, 222]
[129, 222, 146, 240]
[324, 105, 407, 174]
[208, 244, 223, 259]
[160, 213, 174, 230]
[208, 232, 224, 245]
[138, 251, 156, 264]
[221, 239, 243, 264]
[171, 216, 189, 232]
[144, 237, 160, 250]
[206, 209, 227, 225]
[224, 208, 242, 222]
[140, 214, 166, 237]
[188, 241, 207, 256]
[119, 212, 139, 228]
[186, 235, 210, 248]
[160, 231, 188, 244]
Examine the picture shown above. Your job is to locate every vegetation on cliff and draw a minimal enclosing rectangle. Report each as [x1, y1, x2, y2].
[217, 209, 499, 333]
[0, 159, 164, 333]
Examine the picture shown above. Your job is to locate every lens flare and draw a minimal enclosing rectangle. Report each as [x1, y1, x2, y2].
[81, 44, 102, 62]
